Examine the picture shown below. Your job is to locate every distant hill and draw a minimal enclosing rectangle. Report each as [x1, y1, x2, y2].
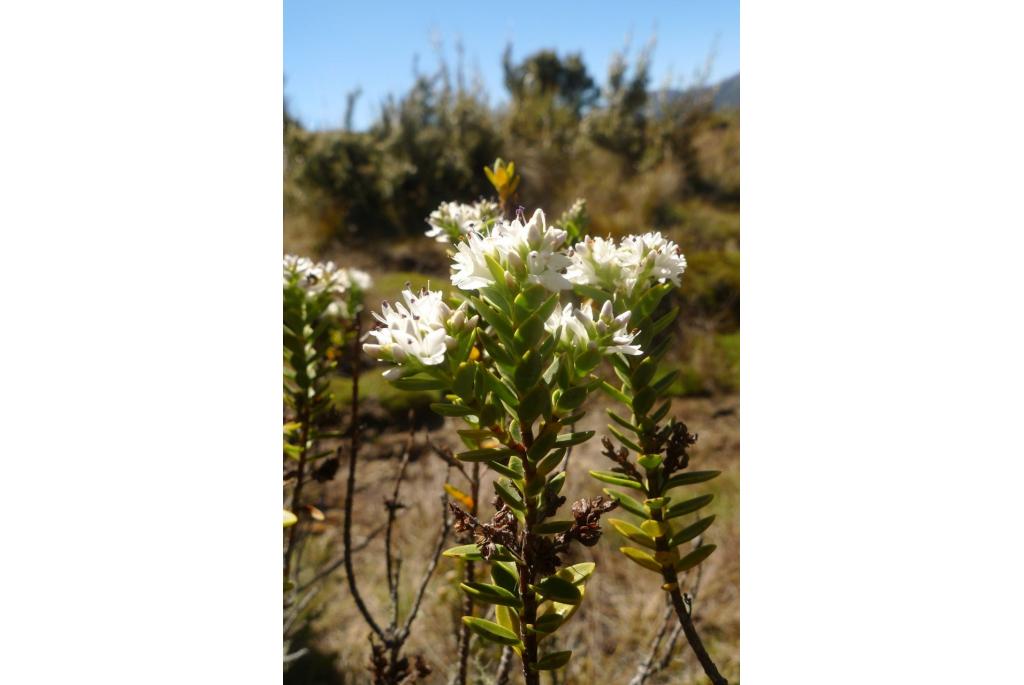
[713, 73, 740, 110]
[652, 72, 740, 113]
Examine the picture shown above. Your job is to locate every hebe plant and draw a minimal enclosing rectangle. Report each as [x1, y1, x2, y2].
[570, 235, 728, 684]
[364, 205, 641, 683]
[366, 159, 726, 683]
[282, 256, 370, 586]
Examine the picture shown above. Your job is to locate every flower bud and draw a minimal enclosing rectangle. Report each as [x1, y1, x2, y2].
[449, 309, 466, 330]
[445, 335, 457, 350]
[362, 343, 383, 357]
[506, 249, 523, 271]
[600, 299, 614, 323]
[391, 346, 408, 363]
[382, 367, 405, 381]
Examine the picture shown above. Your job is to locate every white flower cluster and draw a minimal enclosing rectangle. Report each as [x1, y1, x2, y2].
[546, 299, 642, 356]
[566, 232, 686, 294]
[425, 199, 501, 244]
[283, 255, 372, 297]
[363, 287, 477, 371]
[451, 209, 572, 292]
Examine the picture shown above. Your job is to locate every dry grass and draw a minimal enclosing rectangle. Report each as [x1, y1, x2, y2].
[288, 392, 739, 684]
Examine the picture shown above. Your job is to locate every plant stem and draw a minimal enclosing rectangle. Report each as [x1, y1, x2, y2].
[518, 428, 540, 685]
[454, 461, 480, 685]
[651, 507, 727, 685]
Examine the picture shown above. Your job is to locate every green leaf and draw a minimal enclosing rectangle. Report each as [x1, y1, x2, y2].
[534, 446, 565, 477]
[457, 428, 495, 441]
[531, 576, 582, 605]
[669, 515, 716, 547]
[495, 604, 521, 637]
[431, 402, 476, 417]
[488, 455, 525, 480]
[557, 562, 596, 585]
[632, 357, 658, 388]
[665, 494, 715, 520]
[545, 471, 566, 496]
[536, 650, 572, 670]
[452, 362, 478, 397]
[443, 544, 483, 560]
[603, 488, 648, 518]
[461, 582, 522, 608]
[608, 518, 656, 549]
[607, 409, 640, 434]
[651, 370, 679, 395]
[462, 617, 522, 646]
[555, 430, 595, 446]
[651, 305, 680, 335]
[665, 470, 721, 489]
[573, 283, 611, 302]
[598, 380, 630, 404]
[649, 400, 672, 425]
[457, 448, 518, 462]
[391, 376, 448, 391]
[481, 370, 519, 409]
[632, 387, 656, 417]
[556, 384, 587, 412]
[494, 479, 526, 511]
[514, 349, 543, 392]
[608, 424, 644, 454]
[637, 453, 663, 470]
[531, 612, 563, 634]
[478, 330, 515, 366]
[518, 384, 551, 427]
[491, 561, 520, 593]
[589, 470, 644, 491]
[674, 544, 716, 572]
[619, 546, 664, 573]
[527, 424, 559, 462]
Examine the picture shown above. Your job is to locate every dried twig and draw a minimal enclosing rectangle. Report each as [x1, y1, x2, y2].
[628, 605, 674, 685]
[495, 646, 514, 685]
[342, 317, 453, 682]
[296, 524, 384, 593]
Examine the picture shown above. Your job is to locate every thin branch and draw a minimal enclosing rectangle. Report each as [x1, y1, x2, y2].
[657, 560, 705, 672]
[628, 605, 674, 685]
[495, 646, 514, 685]
[452, 460, 480, 685]
[399, 489, 452, 640]
[385, 430, 415, 631]
[283, 584, 322, 637]
[295, 524, 384, 593]
[342, 314, 387, 640]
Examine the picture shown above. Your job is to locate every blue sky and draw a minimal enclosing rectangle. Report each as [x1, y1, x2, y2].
[284, 1, 739, 131]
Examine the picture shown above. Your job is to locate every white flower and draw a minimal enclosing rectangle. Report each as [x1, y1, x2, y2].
[566, 231, 686, 295]
[425, 200, 500, 243]
[363, 287, 453, 366]
[451, 232, 502, 290]
[544, 301, 642, 356]
[283, 255, 373, 301]
[338, 267, 373, 292]
[617, 232, 687, 291]
[453, 209, 572, 292]
[565, 236, 626, 291]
